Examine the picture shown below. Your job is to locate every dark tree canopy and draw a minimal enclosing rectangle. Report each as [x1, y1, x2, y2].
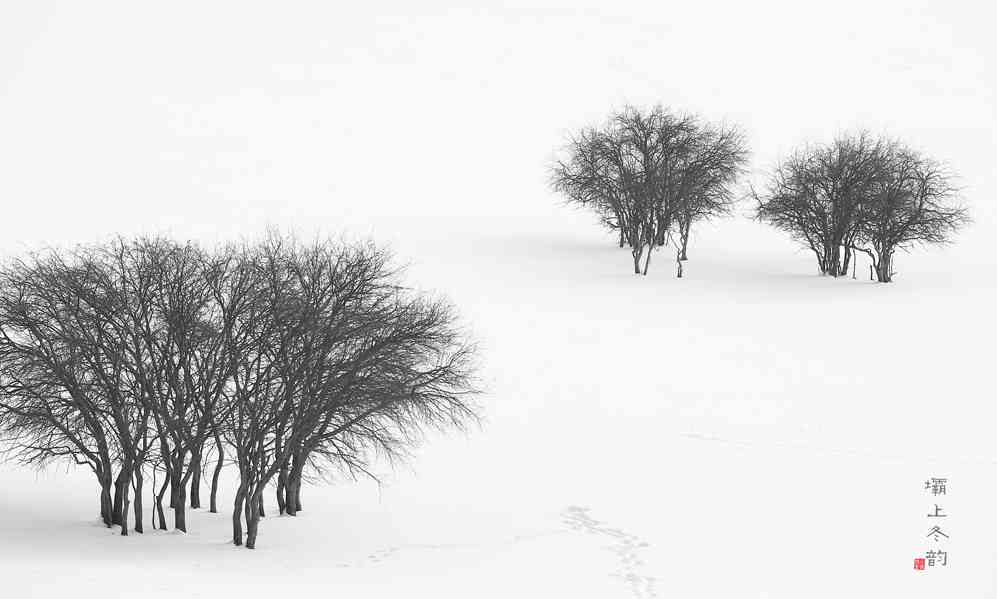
[755, 133, 968, 282]
[0, 234, 479, 549]
[551, 105, 748, 276]
[854, 142, 968, 282]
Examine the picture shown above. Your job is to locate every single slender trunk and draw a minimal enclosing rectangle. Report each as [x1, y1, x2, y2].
[286, 457, 304, 516]
[120, 473, 131, 536]
[99, 488, 108, 525]
[642, 244, 652, 275]
[654, 211, 667, 246]
[232, 481, 247, 546]
[210, 443, 224, 513]
[679, 218, 690, 261]
[273, 434, 285, 514]
[133, 469, 144, 534]
[285, 476, 297, 517]
[876, 251, 893, 283]
[172, 475, 187, 532]
[675, 249, 683, 278]
[158, 436, 176, 510]
[244, 491, 253, 536]
[155, 473, 169, 530]
[618, 228, 625, 248]
[245, 493, 262, 549]
[291, 465, 303, 513]
[151, 468, 158, 529]
[631, 245, 643, 275]
[189, 452, 202, 509]
[276, 466, 287, 515]
[112, 480, 122, 525]
[112, 467, 129, 525]
[99, 476, 114, 527]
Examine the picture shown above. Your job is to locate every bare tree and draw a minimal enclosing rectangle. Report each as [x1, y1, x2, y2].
[0, 233, 479, 549]
[671, 122, 749, 267]
[216, 235, 478, 548]
[551, 126, 632, 248]
[0, 248, 150, 532]
[756, 133, 969, 281]
[850, 142, 968, 282]
[552, 106, 747, 276]
[755, 133, 884, 276]
[280, 283, 479, 520]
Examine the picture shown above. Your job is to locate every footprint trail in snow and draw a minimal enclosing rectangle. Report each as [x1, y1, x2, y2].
[561, 505, 658, 599]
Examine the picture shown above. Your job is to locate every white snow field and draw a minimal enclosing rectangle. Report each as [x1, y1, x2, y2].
[1, 1, 996, 597]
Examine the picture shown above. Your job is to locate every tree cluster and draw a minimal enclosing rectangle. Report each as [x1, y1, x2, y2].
[755, 133, 968, 282]
[551, 105, 749, 276]
[0, 234, 477, 548]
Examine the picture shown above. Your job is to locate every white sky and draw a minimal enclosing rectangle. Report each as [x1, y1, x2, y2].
[1, 0, 994, 252]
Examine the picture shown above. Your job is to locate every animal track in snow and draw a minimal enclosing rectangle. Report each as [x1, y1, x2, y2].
[561, 505, 657, 599]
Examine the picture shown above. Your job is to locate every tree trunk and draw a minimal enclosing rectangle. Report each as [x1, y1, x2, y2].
[189, 452, 202, 509]
[291, 468, 303, 513]
[631, 246, 643, 275]
[210, 433, 224, 513]
[286, 459, 304, 516]
[172, 475, 187, 532]
[133, 469, 144, 534]
[151, 468, 157, 529]
[120, 472, 131, 536]
[276, 466, 287, 515]
[819, 242, 836, 275]
[840, 246, 852, 277]
[654, 211, 667, 246]
[112, 467, 129, 525]
[245, 493, 261, 549]
[675, 249, 683, 278]
[285, 476, 300, 516]
[232, 481, 247, 546]
[285, 477, 297, 517]
[642, 245, 652, 276]
[829, 243, 842, 277]
[876, 251, 893, 283]
[112, 479, 122, 525]
[679, 218, 690, 261]
[99, 475, 114, 528]
[155, 472, 169, 530]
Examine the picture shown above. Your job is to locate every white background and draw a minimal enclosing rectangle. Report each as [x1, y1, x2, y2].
[1, 1, 995, 597]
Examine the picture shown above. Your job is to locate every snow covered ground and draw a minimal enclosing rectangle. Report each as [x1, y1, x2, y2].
[2, 1, 996, 597]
